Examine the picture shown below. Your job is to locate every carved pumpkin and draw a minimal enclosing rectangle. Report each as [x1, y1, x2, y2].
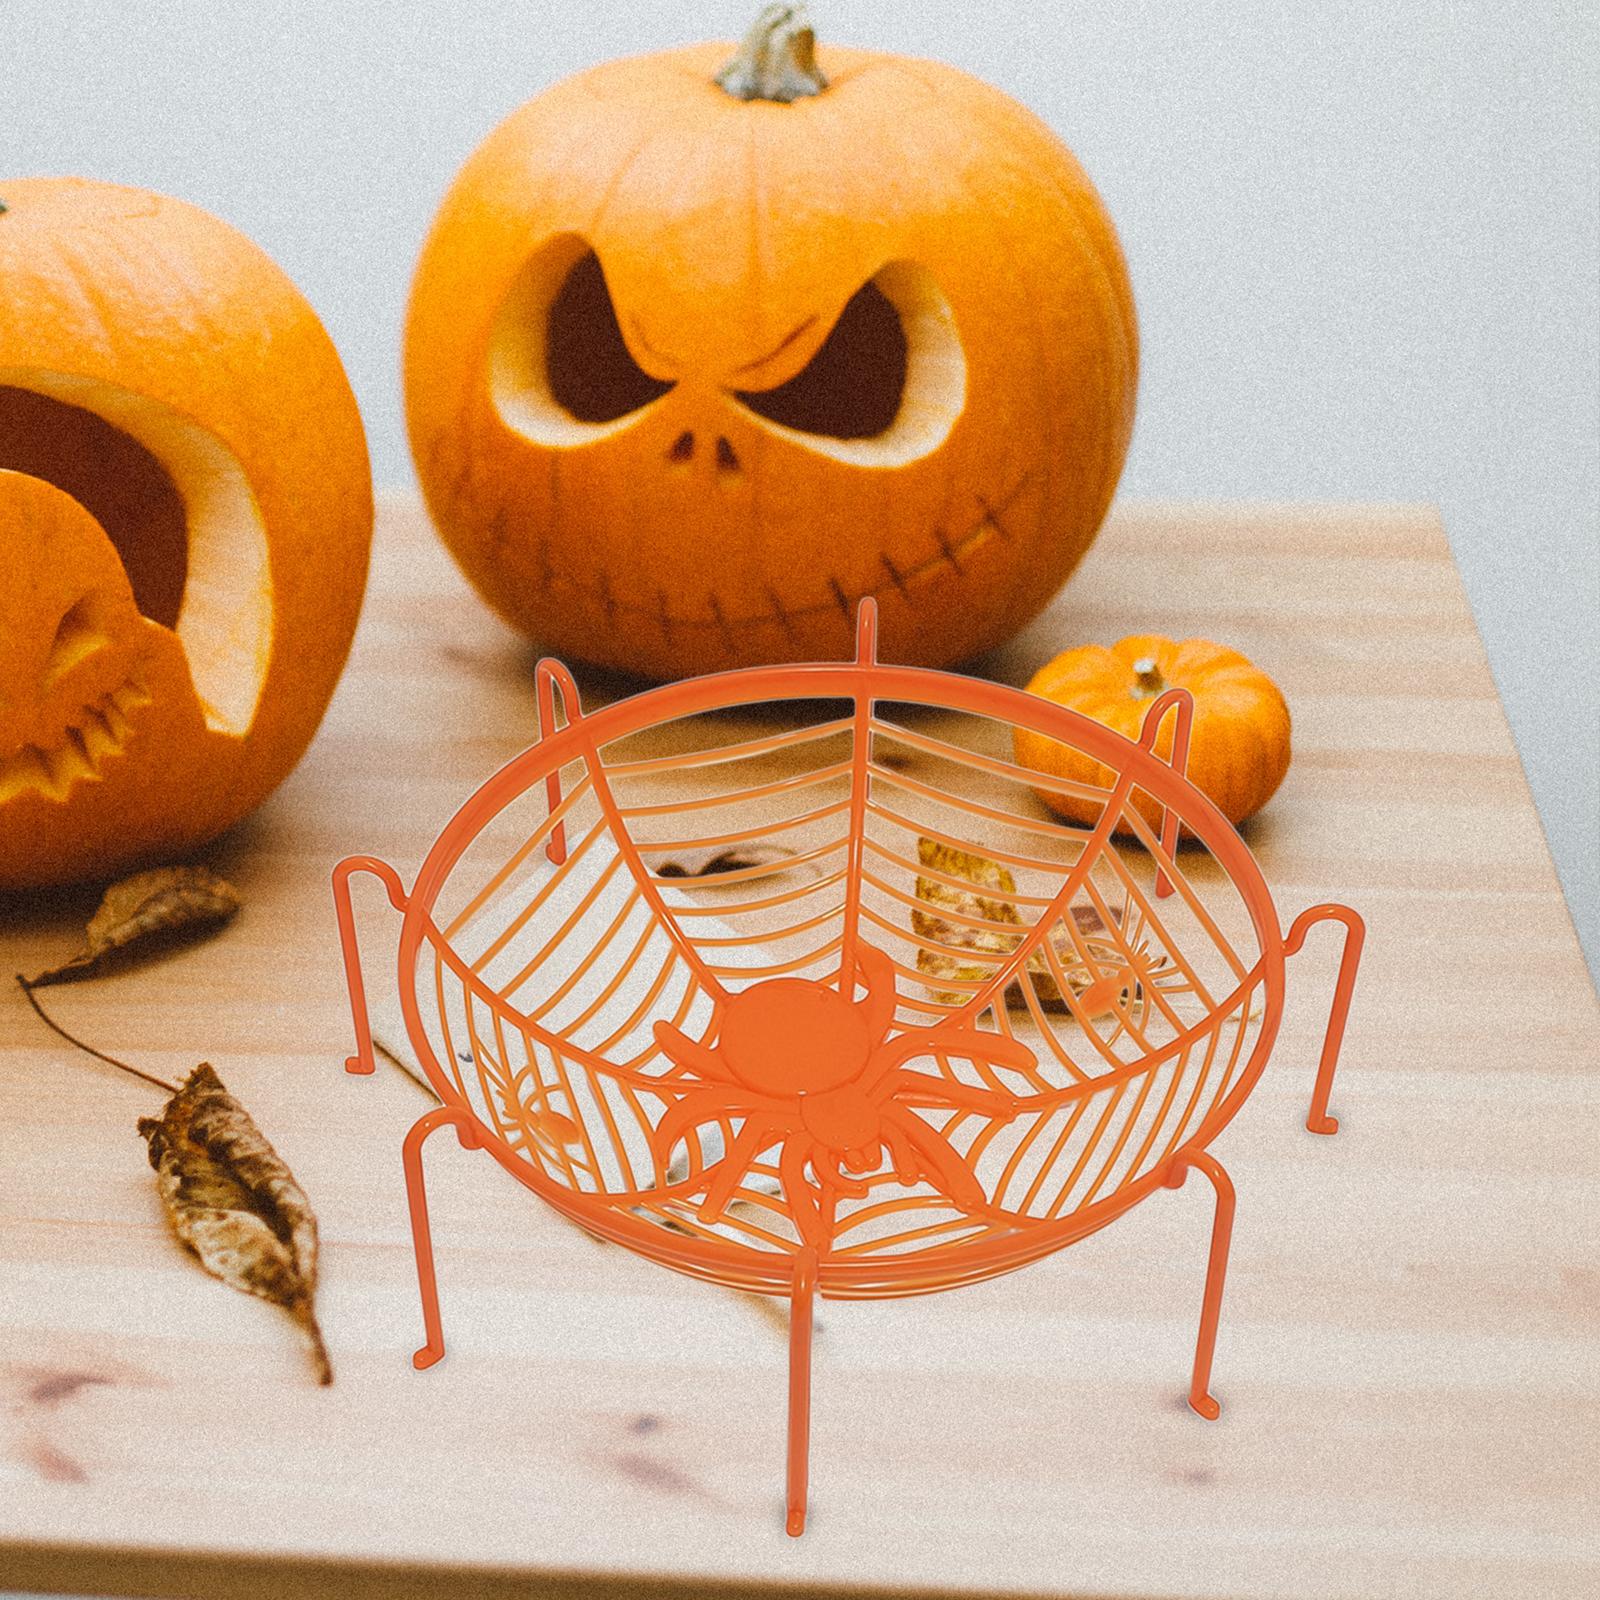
[404, 5, 1136, 679]
[1015, 635, 1293, 831]
[0, 177, 372, 890]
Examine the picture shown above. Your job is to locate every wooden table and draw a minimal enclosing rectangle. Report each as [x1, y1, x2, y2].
[3, 497, 1596, 1600]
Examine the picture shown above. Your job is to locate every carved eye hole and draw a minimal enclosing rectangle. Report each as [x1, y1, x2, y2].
[730, 262, 967, 467]
[736, 281, 907, 439]
[0, 374, 273, 735]
[490, 236, 675, 445]
[0, 384, 187, 628]
[546, 251, 674, 424]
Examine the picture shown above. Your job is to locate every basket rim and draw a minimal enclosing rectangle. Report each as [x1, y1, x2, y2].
[391, 656, 1291, 1291]
[408, 656, 1282, 945]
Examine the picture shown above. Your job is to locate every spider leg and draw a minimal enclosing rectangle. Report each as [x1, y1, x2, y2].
[814, 1175, 845, 1243]
[881, 1104, 989, 1215]
[852, 941, 900, 1046]
[873, 1066, 1021, 1120]
[940, 1026, 1039, 1074]
[918, 1025, 1039, 1075]
[882, 1120, 922, 1187]
[652, 1018, 739, 1083]
[697, 1114, 785, 1223]
[654, 1086, 776, 1169]
[811, 1146, 873, 1199]
[780, 1137, 833, 1252]
[860, 1026, 1037, 1092]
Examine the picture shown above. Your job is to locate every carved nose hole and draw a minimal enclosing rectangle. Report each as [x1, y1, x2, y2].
[668, 431, 695, 463]
[716, 436, 741, 475]
[42, 592, 111, 691]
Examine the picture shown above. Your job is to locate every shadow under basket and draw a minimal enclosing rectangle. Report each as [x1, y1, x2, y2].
[333, 600, 1364, 1537]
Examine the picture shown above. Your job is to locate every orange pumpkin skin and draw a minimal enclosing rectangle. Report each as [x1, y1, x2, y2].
[0, 177, 372, 890]
[1014, 636, 1292, 832]
[404, 32, 1137, 680]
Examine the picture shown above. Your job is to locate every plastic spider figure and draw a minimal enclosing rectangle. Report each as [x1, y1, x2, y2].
[651, 943, 1037, 1250]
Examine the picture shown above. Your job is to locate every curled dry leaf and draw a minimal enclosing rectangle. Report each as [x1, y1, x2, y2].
[138, 1065, 331, 1385]
[912, 837, 1157, 1018]
[29, 865, 242, 987]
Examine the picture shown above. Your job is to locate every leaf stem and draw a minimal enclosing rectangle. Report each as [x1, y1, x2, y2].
[15, 975, 182, 1095]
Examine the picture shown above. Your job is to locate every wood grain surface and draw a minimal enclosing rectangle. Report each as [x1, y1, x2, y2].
[2, 496, 1596, 1600]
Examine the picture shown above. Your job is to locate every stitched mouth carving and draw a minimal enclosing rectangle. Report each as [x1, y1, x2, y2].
[547, 469, 1039, 650]
[0, 676, 151, 803]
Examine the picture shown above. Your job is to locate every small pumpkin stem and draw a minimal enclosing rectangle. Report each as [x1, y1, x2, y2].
[716, 4, 828, 103]
[1132, 656, 1166, 698]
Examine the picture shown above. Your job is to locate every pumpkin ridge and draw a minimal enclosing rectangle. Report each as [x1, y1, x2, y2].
[581, 95, 765, 383]
[585, 124, 670, 267]
[881, 56, 1136, 630]
[49, 237, 123, 356]
[875, 60, 1059, 622]
[737, 55, 888, 393]
[899, 55, 1138, 491]
[739, 83, 919, 399]
[916, 57, 1139, 367]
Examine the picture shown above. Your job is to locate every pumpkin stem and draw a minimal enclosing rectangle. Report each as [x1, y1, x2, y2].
[1132, 656, 1166, 698]
[716, 4, 828, 103]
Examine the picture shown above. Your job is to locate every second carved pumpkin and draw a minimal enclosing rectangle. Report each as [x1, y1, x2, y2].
[405, 6, 1137, 679]
[0, 177, 371, 889]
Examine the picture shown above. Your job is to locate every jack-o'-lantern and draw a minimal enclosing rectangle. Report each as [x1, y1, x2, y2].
[0, 177, 372, 890]
[405, 5, 1136, 679]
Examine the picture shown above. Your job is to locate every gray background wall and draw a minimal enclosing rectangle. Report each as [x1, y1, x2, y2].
[5, 0, 1596, 978]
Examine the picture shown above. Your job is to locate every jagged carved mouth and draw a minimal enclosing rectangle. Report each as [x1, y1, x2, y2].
[0, 676, 151, 803]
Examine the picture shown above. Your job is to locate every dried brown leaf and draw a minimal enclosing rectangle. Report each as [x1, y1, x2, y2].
[30, 866, 242, 986]
[912, 837, 1146, 1016]
[137, 1064, 331, 1385]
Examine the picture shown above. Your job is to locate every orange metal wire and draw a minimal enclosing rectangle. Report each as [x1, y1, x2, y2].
[332, 598, 1365, 1536]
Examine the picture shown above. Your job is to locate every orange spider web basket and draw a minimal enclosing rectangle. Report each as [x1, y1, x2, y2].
[333, 601, 1363, 1536]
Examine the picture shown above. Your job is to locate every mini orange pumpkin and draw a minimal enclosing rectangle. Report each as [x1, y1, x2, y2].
[404, 5, 1136, 680]
[0, 177, 372, 890]
[1014, 635, 1292, 832]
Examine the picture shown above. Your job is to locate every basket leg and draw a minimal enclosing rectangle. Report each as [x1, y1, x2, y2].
[1284, 903, 1366, 1135]
[403, 1105, 478, 1371]
[332, 854, 408, 1076]
[1165, 1150, 1235, 1420]
[785, 1248, 819, 1537]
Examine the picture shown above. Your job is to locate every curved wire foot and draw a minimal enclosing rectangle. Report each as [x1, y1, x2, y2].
[1165, 1150, 1236, 1420]
[786, 1248, 819, 1537]
[403, 1104, 480, 1371]
[332, 855, 408, 1076]
[1285, 903, 1366, 1134]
